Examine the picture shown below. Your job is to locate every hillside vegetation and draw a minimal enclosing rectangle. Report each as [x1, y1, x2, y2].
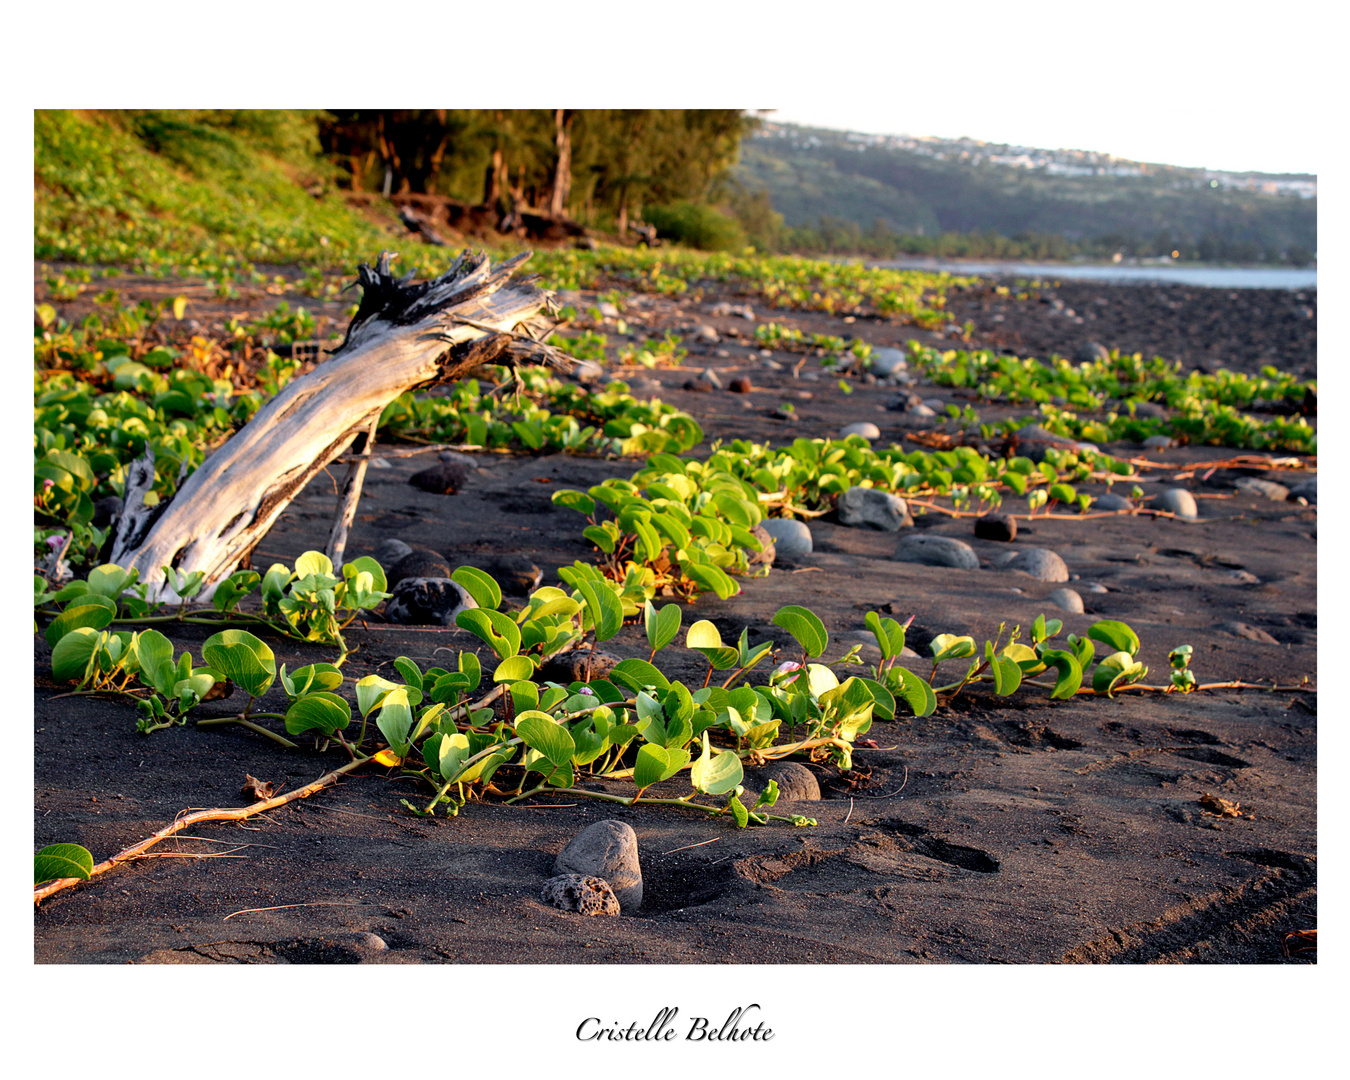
[733, 124, 1316, 264]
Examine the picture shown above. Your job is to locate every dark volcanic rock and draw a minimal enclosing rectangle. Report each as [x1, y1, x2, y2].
[540, 649, 622, 684]
[974, 512, 1017, 542]
[553, 820, 642, 911]
[540, 875, 621, 916]
[388, 549, 452, 588]
[383, 577, 475, 626]
[409, 460, 467, 495]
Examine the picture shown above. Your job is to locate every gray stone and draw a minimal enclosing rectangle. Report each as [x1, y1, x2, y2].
[1093, 492, 1133, 511]
[1233, 477, 1290, 502]
[693, 324, 720, 343]
[553, 820, 642, 911]
[373, 538, 413, 566]
[760, 518, 812, 557]
[1047, 587, 1084, 614]
[367, 456, 392, 469]
[894, 534, 979, 570]
[922, 398, 946, 411]
[837, 486, 912, 531]
[349, 932, 387, 951]
[907, 403, 936, 419]
[840, 421, 881, 440]
[742, 761, 820, 803]
[540, 875, 621, 916]
[596, 301, 620, 318]
[1224, 569, 1261, 585]
[438, 450, 477, 470]
[1289, 477, 1316, 503]
[468, 555, 543, 596]
[1152, 488, 1198, 518]
[388, 549, 452, 587]
[699, 367, 723, 390]
[973, 512, 1016, 542]
[1081, 582, 1109, 593]
[1001, 547, 1069, 583]
[1074, 341, 1111, 363]
[870, 346, 908, 376]
[1219, 621, 1279, 644]
[383, 577, 476, 626]
[1141, 435, 1175, 450]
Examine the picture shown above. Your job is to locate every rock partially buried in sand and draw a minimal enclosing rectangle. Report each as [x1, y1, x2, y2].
[973, 512, 1017, 542]
[894, 534, 979, 570]
[540, 875, 621, 916]
[870, 347, 908, 376]
[540, 649, 622, 684]
[742, 761, 820, 803]
[1233, 477, 1290, 502]
[748, 523, 776, 567]
[1142, 434, 1175, 450]
[1000, 547, 1069, 582]
[1152, 488, 1198, 518]
[383, 577, 476, 626]
[1047, 587, 1084, 613]
[840, 421, 881, 441]
[374, 538, 414, 566]
[409, 459, 467, 495]
[1289, 477, 1316, 504]
[761, 518, 812, 558]
[1219, 621, 1279, 644]
[553, 820, 642, 911]
[1074, 341, 1110, 363]
[1093, 492, 1132, 511]
[837, 486, 912, 531]
[387, 549, 452, 588]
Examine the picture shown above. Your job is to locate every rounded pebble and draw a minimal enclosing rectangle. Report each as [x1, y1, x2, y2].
[837, 486, 912, 531]
[894, 534, 980, 569]
[1141, 434, 1175, 450]
[374, 538, 414, 566]
[1001, 547, 1069, 582]
[409, 460, 467, 494]
[1093, 492, 1132, 511]
[840, 421, 881, 440]
[1047, 587, 1084, 613]
[1152, 488, 1198, 518]
[870, 347, 908, 376]
[1233, 477, 1290, 502]
[743, 761, 820, 803]
[760, 518, 813, 558]
[388, 549, 452, 587]
[553, 820, 643, 911]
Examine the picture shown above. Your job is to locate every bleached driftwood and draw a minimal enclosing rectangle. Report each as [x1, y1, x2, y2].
[110, 250, 567, 600]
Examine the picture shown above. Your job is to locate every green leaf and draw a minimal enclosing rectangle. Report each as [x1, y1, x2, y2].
[551, 489, 596, 516]
[201, 629, 276, 698]
[134, 629, 177, 695]
[355, 674, 402, 717]
[493, 654, 537, 683]
[375, 688, 415, 756]
[1039, 649, 1084, 700]
[894, 666, 937, 717]
[455, 608, 522, 660]
[985, 640, 1023, 696]
[771, 605, 829, 658]
[681, 560, 739, 600]
[1092, 651, 1148, 697]
[343, 556, 388, 595]
[690, 732, 744, 795]
[686, 620, 740, 669]
[84, 564, 136, 598]
[284, 692, 353, 736]
[50, 627, 102, 684]
[561, 567, 624, 642]
[857, 677, 897, 720]
[294, 551, 334, 579]
[930, 634, 976, 662]
[643, 600, 683, 655]
[213, 569, 261, 612]
[727, 793, 750, 828]
[609, 657, 672, 694]
[865, 611, 906, 659]
[452, 566, 502, 611]
[392, 656, 424, 692]
[1088, 620, 1141, 657]
[633, 743, 688, 790]
[35, 843, 94, 884]
[516, 711, 576, 769]
[45, 594, 117, 647]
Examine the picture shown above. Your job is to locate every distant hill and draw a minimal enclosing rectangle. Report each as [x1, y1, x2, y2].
[732, 122, 1316, 264]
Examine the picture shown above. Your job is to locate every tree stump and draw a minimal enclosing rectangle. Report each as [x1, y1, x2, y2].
[109, 249, 566, 600]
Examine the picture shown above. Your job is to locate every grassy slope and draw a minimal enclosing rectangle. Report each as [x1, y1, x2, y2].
[34, 110, 427, 273]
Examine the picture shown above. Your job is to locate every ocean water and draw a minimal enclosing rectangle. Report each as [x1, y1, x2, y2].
[870, 259, 1317, 291]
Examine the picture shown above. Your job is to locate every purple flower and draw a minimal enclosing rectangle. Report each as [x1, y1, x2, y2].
[578, 686, 595, 697]
[46, 535, 65, 550]
[773, 660, 802, 684]
[42, 478, 54, 491]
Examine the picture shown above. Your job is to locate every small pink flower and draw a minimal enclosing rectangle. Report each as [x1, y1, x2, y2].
[42, 478, 55, 491]
[773, 660, 802, 683]
[46, 535, 65, 550]
[578, 686, 595, 696]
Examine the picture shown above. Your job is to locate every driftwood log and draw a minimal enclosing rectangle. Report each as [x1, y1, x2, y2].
[109, 249, 567, 601]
